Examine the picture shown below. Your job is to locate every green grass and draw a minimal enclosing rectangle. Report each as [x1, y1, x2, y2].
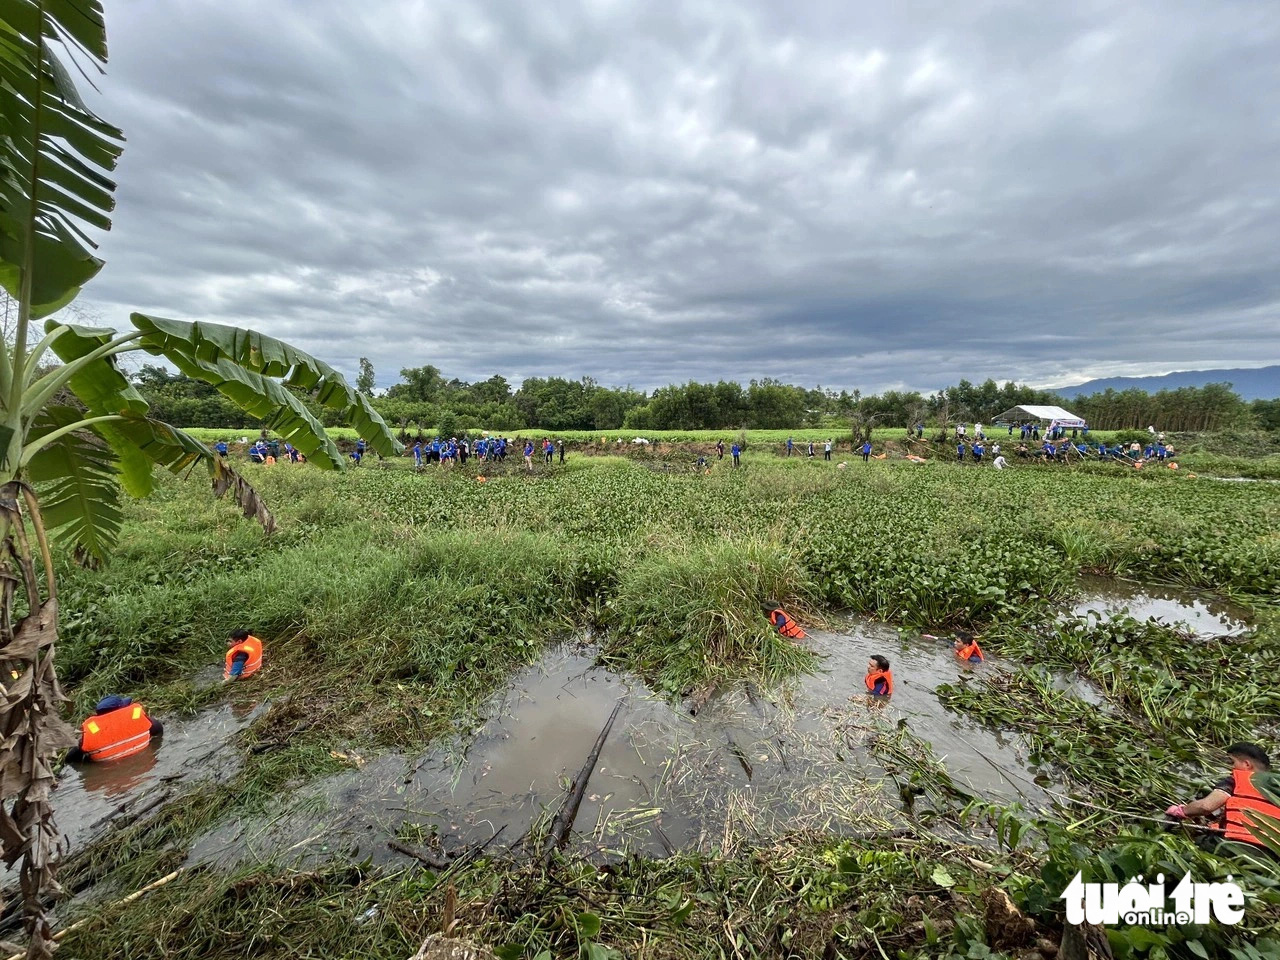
[43, 455, 1280, 959]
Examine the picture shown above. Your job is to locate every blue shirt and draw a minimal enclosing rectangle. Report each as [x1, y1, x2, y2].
[215, 442, 228, 455]
[731, 445, 740, 456]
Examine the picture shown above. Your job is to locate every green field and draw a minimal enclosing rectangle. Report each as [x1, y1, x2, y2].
[52, 456, 1280, 958]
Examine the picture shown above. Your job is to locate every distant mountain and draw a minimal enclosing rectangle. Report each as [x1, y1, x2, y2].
[1054, 366, 1280, 401]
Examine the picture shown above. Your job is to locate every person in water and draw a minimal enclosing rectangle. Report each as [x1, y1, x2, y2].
[761, 601, 806, 639]
[865, 655, 893, 696]
[953, 631, 984, 662]
[66, 695, 163, 763]
[1167, 743, 1280, 853]
[224, 629, 264, 681]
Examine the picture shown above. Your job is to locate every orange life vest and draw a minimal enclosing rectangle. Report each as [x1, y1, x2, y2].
[865, 669, 894, 696]
[1223, 769, 1280, 847]
[768, 608, 807, 640]
[80, 704, 152, 762]
[956, 640, 984, 662]
[224, 635, 263, 679]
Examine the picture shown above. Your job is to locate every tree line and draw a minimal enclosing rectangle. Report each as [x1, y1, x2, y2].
[132, 361, 1277, 435]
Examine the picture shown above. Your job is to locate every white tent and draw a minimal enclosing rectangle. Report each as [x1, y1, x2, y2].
[993, 404, 1087, 428]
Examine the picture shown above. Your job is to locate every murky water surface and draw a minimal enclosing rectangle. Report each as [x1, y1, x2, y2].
[1072, 575, 1246, 636]
[58, 580, 1235, 870]
[14, 702, 263, 891]
[188, 622, 1046, 868]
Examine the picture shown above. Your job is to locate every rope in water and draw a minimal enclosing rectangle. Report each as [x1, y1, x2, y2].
[1046, 791, 1222, 833]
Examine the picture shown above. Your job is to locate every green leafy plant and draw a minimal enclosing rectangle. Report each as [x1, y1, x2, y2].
[0, 3, 397, 954]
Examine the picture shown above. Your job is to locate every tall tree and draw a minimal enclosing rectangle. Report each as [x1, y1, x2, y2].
[356, 356, 376, 394]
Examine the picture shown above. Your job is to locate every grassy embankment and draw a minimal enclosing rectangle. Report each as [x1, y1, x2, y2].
[46, 455, 1280, 959]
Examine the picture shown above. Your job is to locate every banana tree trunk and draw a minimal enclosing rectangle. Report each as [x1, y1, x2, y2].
[0, 482, 76, 960]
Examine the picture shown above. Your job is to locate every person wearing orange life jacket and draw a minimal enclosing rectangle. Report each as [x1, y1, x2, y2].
[953, 631, 984, 663]
[761, 601, 807, 640]
[224, 628, 263, 681]
[1167, 743, 1280, 853]
[65, 695, 163, 763]
[865, 655, 893, 697]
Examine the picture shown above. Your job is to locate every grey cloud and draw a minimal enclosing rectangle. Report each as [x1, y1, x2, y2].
[73, 0, 1280, 394]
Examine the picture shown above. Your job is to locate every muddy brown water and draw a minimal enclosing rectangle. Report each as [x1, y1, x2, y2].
[187, 621, 1049, 869]
[1072, 575, 1247, 636]
[50, 580, 1241, 872]
[48, 703, 265, 859]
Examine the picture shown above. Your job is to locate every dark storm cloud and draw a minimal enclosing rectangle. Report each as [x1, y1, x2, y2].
[76, 0, 1280, 393]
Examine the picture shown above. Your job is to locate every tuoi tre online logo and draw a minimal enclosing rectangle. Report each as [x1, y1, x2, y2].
[1060, 871, 1245, 926]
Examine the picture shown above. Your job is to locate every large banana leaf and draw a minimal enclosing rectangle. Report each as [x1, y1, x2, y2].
[41, 319, 347, 477]
[151, 346, 346, 470]
[131, 313, 402, 457]
[36, 322, 148, 415]
[24, 404, 121, 562]
[0, 0, 122, 317]
[40, 322, 184, 496]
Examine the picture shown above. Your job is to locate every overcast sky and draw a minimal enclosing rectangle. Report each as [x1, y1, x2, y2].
[78, 0, 1280, 394]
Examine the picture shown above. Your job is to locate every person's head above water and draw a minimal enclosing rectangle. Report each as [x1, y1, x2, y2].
[228, 628, 250, 647]
[867, 655, 890, 672]
[95, 695, 132, 714]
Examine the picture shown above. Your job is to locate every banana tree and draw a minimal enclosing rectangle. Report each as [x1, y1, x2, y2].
[0, 2, 399, 955]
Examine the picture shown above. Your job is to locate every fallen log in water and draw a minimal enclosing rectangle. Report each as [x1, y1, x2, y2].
[540, 699, 624, 868]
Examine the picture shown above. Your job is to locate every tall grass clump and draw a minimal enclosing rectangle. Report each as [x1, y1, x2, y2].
[601, 541, 816, 693]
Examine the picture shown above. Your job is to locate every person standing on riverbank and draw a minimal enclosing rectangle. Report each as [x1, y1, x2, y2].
[731, 442, 741, 467]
